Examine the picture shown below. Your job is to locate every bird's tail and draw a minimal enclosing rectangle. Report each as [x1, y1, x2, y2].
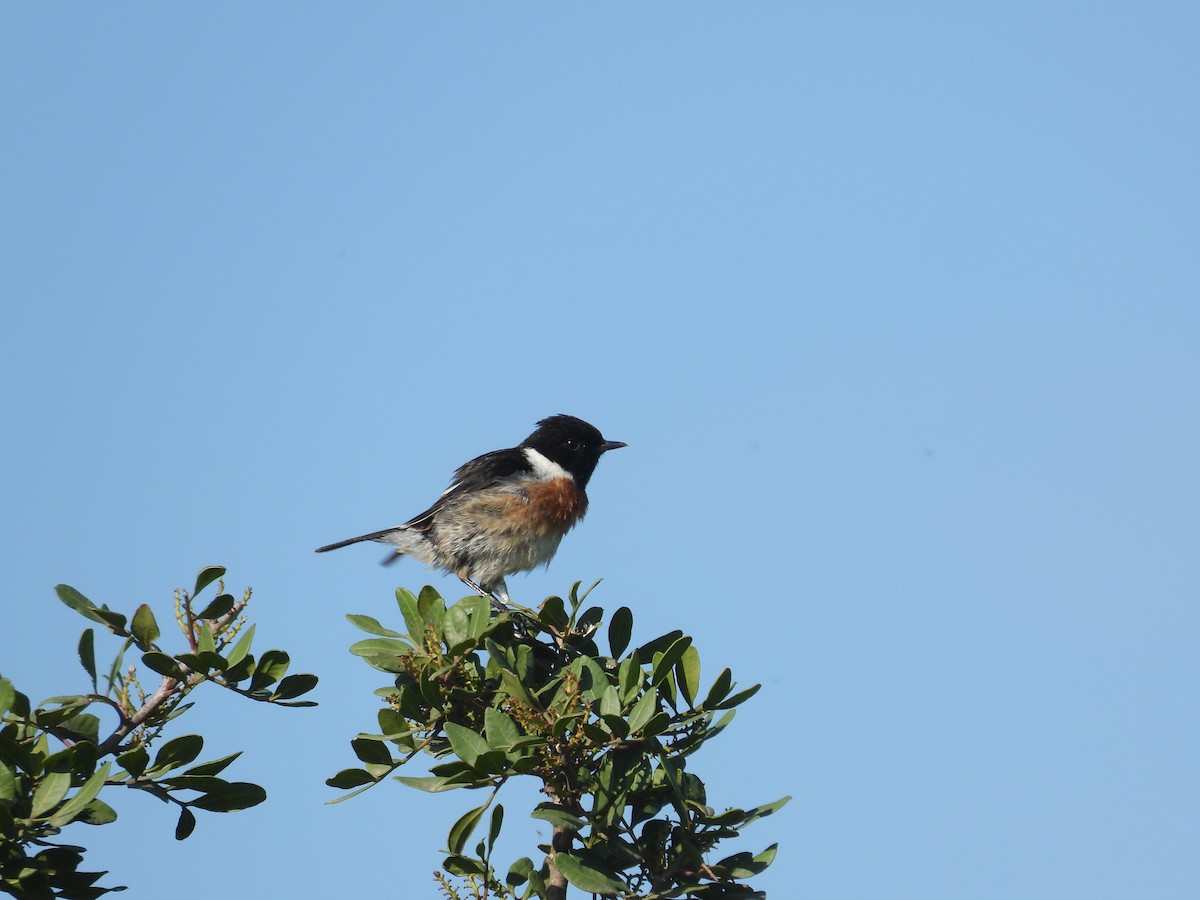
[315, 527, 405, 554]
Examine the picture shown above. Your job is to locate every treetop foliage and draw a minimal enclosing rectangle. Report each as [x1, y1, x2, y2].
[331, 581, 788, 899]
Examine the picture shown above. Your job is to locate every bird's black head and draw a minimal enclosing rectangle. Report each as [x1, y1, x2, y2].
[521, 414, 626, 488]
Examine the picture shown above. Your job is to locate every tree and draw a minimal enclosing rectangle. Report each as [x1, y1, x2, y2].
[330, 582, 788, 899]
[2, 573, 786, 898]
[0, 567, 317, 899]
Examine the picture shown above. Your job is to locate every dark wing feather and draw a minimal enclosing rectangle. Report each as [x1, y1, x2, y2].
[401, 448, 531, 532]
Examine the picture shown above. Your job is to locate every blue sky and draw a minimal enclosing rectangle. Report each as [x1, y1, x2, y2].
[2, 3, 1198, 897]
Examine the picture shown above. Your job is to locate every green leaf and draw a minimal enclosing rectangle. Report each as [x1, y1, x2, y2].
[676, 645, 701, 707]
[566, 579, 585, 608]
[394, 774, 465, 793]
[162, 774, 230, 792]
[484, 708, 520, 750]
[513, 644, 534, 682]
[571, 656, 611, 700]
[539, 595, 568, 629]
[6, 688, 31, 719]
[92, 607, 129, 634]
[640, 711, 672, 738]
[702, 667, 733, 708]
[188, 781, 266, 812]
[444, 722, 490, 769]
[608, 605, 633, 658]
[249, 649, 290, 692]
[740, 794, 791, 826]
[193, 566, 225, 597]
[31, 770, 72, 818]
[627, 687, 659, 734]
[447, 801, 488, 855]
[488, 803, 504, 852]
[77, 629, 97, 691]
[183, 752, 243, 778]
[377, 708, 411, 742]
[506, 857, 535, 888]
[658, 666, 678, 711]
[576, 604, 604, 634]
[197, 594, 235, 620]
[327, 768, 375, 789]
[651, 636, 693, 687]
[35, 695, 91, 728]
[131, 604, 160, 648]
[346, 614, 403, 637]
[598, 684, 621, 719]
[271, 673, 318, 701]
[427, 758, 480, 780]
[117, 746, 149, 777]
[618, 656, 643, 706]
[175, 652, 208, 672]
[634, 629, 684, 660]
[406, 588, 442, 645]
[141, 651, 184, 679]
[712, 708, 736, 734]
[223, 658, 254, 686]
[55, 583, 95, 615]
[49, 762, 111, 827]
[226, 623, 256, 667]
[397, 588, 426, 643]
[442, 601, 471, 650]
[531, 804, 586, 830]
[443, 855, 488, 877]
[0, 676, 15, 718]
[351, 737, 393, 767]
[39, 692, 91, 709]
[105, 636, 133, 691]
[349, 637, 414, 673]
[175, 807, 197, 840]
[153, 734, 204, 772]
[270, 695, 318, 709]
[1, 727, 40, 774]
[464, 594, 492, 640]
[78, 796, 118, 825]
[0, 762, 16, 803]
[198, 651, 228, 673]
[350, 638, 415, 657]
[64, 717, 100, 752]
[718, 842, 779, 878]
[555, 852, 627, 894]
[713, 683, 761, 710]
[196, 621, 216, 655]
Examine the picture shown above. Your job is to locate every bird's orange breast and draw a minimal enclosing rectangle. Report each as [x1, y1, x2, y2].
[517, 477, 588, 533]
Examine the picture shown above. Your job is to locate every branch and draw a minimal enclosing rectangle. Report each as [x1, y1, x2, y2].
[97, 672, 184, 756]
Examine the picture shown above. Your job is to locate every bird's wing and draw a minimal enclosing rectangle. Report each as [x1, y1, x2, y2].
[402, 448, 531, 531]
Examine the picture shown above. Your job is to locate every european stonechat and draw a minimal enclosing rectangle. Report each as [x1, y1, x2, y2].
[316, 415, 625, 604]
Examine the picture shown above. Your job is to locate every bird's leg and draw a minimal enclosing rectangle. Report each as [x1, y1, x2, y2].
[460, 575, 491, 599]
[491, 578, 511, 607]
[486, 578, 513, 613]
[460, 575, 510, 612]
[488, 578, 535, 636]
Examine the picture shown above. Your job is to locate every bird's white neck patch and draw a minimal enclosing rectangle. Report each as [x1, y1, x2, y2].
[524, 447, 573, 482]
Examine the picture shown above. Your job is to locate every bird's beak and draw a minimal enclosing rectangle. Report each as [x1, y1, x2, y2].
[601, 440, 627, 453]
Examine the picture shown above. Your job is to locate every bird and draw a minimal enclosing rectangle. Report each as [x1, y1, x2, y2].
[315, 415, 626, 605]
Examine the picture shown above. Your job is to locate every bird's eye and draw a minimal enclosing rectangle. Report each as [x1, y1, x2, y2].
[563, 438, 579, 451]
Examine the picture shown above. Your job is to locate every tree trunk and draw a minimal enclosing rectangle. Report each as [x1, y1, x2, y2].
[546, 822, 576, 900]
